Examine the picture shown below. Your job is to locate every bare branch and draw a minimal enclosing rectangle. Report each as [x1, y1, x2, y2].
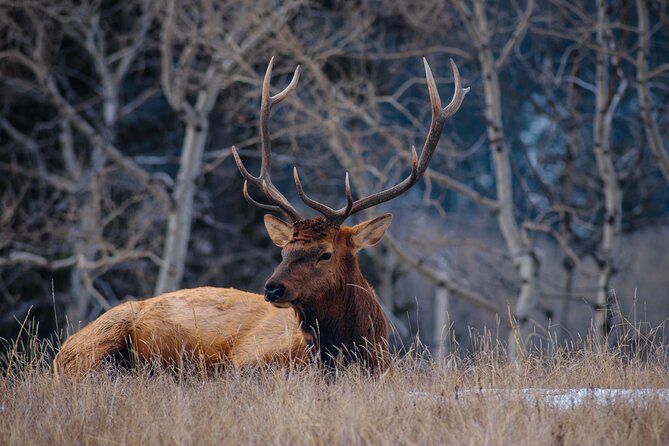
[636, 0, 669, 183]
[383, 233, 505, 318]
[495, 0, 535, 70]
[43, 76, 172, 209]
[294, 59, 469, 226]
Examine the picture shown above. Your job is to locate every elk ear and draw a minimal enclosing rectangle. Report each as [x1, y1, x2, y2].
[264, 215, 292, 247]
[351, 214, 393, 252]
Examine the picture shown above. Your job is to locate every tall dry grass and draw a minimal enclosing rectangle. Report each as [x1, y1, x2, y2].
[1, 321, 668, 445]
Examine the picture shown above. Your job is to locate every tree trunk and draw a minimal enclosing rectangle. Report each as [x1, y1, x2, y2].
[592, 0, 623, 348]
[470, 0, 544, 358]
[434, 286, 450, 359]
[155, 119, 209, 295]
[62, 78, 119, 324]
[555, 129, 577, 336]
[556, 259, 574, 334]
[636, 0, 669, 183]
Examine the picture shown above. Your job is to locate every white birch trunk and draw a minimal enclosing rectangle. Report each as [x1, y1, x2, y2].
[636, 0, 669, 183]
[154, 0, 234, 294]
[154, 118, 210, 294]
[470, 0, 543, 359]
[434, 286, 450, 360]
[555, 133, 576, 333]
[592, 0, 623, 347]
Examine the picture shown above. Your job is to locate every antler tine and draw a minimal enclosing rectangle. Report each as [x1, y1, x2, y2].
[343, 172, 353, 216]
[442, 59, 469, 119]
[423, 58, 443, 115]
[270, 62, 301, 105]
[259, 57, 301, 178]
[415, 58, 469, 176]
[242, 181, 282, 215]
[294, 167, 357, 225]
[233, 58, 303, 222]
[233, 144, 298, 219]
[293, 167, 338, 219]
[328, 58, 468, 224]
[236, 154, 294, 219]
[232, 146, 256, 183]
[261, 180, 302, 222]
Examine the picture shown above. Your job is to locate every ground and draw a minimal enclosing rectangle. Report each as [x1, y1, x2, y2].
[2, 338, 668, 445]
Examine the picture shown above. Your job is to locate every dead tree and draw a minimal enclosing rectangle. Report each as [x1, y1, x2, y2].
[63, 1, 156, 321]
[0, 1, 163, 323]
[636, 0, 669, 183]
[155, 0, 303, 294]
[453, 0, 544, 357]
[591, 0, 627, 346]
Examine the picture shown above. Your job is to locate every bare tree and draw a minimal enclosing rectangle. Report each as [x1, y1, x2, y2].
[155, 0, 303, 294]
[591, 0, 627, 346]
[636, 0, 669, 183]
[62, 1, 156, 321]
[0, 1, 164, 323]
[452, 0, 544, 357]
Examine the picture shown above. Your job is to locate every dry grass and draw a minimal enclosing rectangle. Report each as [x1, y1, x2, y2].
[1, 330, 669, 446]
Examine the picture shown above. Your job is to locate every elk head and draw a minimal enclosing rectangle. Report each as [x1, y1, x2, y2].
[261, 213, 392, 309]
[232, 57, 468, 366]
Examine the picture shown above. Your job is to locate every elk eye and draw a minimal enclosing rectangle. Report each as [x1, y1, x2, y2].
[318, 252, 332, 262]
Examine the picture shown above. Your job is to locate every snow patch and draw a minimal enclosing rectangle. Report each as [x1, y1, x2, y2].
[410, 388, 669, 409]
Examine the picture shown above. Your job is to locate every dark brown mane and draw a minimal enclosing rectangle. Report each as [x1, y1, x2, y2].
[293, 270, 388, 371]
[274, 219, 390, 372]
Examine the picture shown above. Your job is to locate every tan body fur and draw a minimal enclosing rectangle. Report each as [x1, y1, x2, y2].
[54, 287, 308, 377]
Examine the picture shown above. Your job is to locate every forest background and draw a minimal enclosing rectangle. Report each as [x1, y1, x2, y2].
[1, 0, 668, 358]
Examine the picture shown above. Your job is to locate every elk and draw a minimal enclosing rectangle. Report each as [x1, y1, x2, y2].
[53, 57, 468, 377]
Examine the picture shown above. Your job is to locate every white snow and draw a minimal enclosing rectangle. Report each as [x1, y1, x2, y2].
[409, 388, 669, 409]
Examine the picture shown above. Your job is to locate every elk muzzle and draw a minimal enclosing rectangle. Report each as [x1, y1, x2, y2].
[264, 282, 288, 304]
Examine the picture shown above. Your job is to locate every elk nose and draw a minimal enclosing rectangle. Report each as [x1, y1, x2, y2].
[264, 283, 285, 302]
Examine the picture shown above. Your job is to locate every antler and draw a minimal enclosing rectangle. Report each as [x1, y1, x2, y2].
[232, 57, 303, 222]
[234, 58, 468, 227]
[293, 58, 469, 226]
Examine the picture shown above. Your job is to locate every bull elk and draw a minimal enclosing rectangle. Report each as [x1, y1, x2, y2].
[53, 58, 468, 377]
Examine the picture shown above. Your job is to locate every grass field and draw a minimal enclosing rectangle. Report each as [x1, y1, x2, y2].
[2, 330, 668, 445]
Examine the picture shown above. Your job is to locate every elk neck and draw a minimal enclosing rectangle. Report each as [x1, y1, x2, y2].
[292, 251, 388, 368]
